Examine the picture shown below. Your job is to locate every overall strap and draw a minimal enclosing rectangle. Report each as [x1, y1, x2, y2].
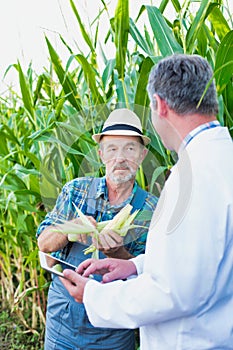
[86, 178, 148, 215]
[85, 178, 100, 216]
[63, 178, 100, 259]
[130, 186, 147, 213]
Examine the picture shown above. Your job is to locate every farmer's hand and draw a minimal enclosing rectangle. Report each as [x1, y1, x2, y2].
[92, 230, 132, 259]
[68, 216, 97, 244]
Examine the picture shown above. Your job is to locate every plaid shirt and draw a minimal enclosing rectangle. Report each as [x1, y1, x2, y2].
[37, 176, 158, 257]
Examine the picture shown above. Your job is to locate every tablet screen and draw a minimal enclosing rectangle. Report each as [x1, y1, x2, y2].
[39, 251, 76, 278]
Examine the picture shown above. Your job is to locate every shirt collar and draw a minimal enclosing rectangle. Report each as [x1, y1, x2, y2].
[179, 120, 221, 154]
[96, 176, 138, 202]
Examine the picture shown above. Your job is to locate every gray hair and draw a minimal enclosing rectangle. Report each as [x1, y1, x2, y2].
[147, 54, 219, 116]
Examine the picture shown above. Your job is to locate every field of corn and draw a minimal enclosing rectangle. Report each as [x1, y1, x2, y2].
[0, 0, 233, 348]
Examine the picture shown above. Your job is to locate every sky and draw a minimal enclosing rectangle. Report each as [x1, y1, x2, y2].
[0, 0, 232, 94]
[0, 0, 155, 93]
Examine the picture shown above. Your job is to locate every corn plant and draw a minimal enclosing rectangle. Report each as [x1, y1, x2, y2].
[0, 0, 232, 341]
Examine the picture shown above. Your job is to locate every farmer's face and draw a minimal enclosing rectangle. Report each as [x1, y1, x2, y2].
[99, 135, 147, 184]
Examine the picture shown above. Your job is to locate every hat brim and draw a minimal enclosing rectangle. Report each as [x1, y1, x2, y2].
[92, 130, 151, 146]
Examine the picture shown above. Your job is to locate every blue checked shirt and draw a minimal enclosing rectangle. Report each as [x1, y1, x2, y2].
[179, 120, 221, 153]
[36, 176, 158, 258]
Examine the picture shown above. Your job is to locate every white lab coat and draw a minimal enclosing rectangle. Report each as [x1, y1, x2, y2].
[84, 127, 233, 349]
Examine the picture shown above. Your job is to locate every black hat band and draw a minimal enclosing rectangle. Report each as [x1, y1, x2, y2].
[102, 124, 143, 135]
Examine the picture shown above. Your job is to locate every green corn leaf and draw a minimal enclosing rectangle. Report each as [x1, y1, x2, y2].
[28, 127, 54, 141]
[24, 152, 42, 170]
[135, 165, 146, 190]
[14, 201, 40, 212]
[45, 36, 81, 111]
[41, 71, 57, 101]
[74, 54, 106, 107]
[69, 0, 95, 54]
[102, 59, 116, 91]
[55, 121, 90, 139]
[39, 162, 63, 189]
[215, 30, 233, 94]
[202, 23, 219, 53]
[0, 124, 20, 144]
[208, 5, 230, 42]
[114, 0, 129, 79]
[134, 56, 156, 108]
[158, 0, 181, 13]
[196, 25, 208, 57]
[0, 132, 8, 155]
[144, 24, 156, 54]
[150, 166, 168, 193]
[148, 119, 168, 159]
[114, 73, 134, 106]
[223, 82, 233, 124]
[13, 163, 39, 176]
[158, 0, 169, 13]
[1, 172, 27, 191]
[33, 74, 44, 105]
[59, 34, 74, 56]
[171, 0, 181, 13]
[217, 95, 225, 126]
[16, 61, 35, 124]
[129, 18, 154, 56]
[30, 132, 99, 167]
[185, 0, 210, 53]
[145, 6, 183, 56]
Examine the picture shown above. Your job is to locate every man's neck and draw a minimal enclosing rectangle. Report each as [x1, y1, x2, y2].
[106, 177, 135, 205]
[172, 113, 217, 153]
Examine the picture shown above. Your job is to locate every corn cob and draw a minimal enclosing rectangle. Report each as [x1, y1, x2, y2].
[96, 220, 112, 230]
[100, 204, 137, 234]
[53, 203, 146, 259]
[83, 204, 145, 258]
[52, 202, 99, 242]
[51, 221, 96, 242]
[52, 219, 112, 235]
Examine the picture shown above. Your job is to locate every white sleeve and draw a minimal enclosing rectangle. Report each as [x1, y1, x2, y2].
[130, 253, 144, 275]
[83, 272, 176, 329]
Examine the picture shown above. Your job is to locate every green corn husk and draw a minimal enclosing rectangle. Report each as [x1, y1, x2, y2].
[53, 203, 146, 259]
[52, 221, 95, 235]
[72, 202, 98, 233]
[83, 244, 96, 255]
[96, 220, 111, 231]
[100, 204, 134, 234]
[52, 218, 112, 236]
[83, 204, 147, 258]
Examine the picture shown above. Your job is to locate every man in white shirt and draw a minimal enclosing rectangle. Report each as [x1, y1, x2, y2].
[61, 54, 233, 349]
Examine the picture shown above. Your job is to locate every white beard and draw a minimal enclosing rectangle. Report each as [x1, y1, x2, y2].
[108, 170, 136, 184]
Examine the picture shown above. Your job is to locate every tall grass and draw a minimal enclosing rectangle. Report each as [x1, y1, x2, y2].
[0, 0, 232, 338]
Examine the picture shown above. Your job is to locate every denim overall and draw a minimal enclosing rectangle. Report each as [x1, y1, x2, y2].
[44, 179, 147, 350]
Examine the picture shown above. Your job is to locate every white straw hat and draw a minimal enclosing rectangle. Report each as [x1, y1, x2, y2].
[92, 108, 151, 145]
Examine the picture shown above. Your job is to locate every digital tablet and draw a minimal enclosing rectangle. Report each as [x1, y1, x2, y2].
[39, 251, 77, 279]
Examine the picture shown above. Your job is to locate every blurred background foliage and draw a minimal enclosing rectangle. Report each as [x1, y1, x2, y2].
[0, 0, 232, 343]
